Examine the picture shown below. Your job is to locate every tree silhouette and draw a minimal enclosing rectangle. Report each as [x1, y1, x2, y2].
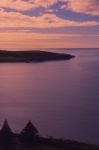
[20, 120, 39, 146]
[0, 120, 14, 149]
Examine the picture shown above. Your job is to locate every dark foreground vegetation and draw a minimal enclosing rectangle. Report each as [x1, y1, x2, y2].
[0, 120, 99, 150]
[0, 50, 75, 62]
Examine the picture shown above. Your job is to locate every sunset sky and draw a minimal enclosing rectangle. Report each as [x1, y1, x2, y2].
[0, 0, 99, 50]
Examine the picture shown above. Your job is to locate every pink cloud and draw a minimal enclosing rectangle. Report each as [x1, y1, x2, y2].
[0, 31, 81, 50]
[0, 31, 98, 50]
[0, 0, 59, 11]
[0, 9, 98, 28]
[0, 0, 98, 16]
[64, 0, 99, 16]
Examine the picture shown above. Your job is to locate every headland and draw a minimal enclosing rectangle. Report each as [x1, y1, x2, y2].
[0, 50, 75, 63]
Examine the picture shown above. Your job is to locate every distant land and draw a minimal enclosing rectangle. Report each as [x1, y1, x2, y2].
[0, 50, 75, 63]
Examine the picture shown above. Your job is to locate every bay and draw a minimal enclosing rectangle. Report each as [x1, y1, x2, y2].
[0, 48, 99, 144]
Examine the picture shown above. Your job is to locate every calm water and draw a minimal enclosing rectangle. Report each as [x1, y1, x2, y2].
[0, 48, 99, 144]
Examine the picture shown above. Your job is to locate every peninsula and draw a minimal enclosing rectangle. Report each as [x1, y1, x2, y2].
[0, 50, 75, 63]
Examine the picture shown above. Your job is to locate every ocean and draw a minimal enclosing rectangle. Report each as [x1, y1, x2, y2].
[0, 48, 99, 144]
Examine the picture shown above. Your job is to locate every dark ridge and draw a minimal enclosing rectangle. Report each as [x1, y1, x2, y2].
[0, 50, 75, 63]
[0, 120, 99, 150]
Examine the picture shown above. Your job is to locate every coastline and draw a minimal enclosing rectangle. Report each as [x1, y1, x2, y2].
[0, 120, 99, 150]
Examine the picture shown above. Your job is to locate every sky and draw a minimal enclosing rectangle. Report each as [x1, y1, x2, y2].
[0, 0, 99, 50]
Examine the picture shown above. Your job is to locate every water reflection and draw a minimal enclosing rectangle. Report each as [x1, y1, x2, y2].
[0, 49, 99, 144]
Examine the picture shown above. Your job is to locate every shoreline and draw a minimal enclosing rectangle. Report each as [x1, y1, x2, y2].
[0, 120, 99, 150]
